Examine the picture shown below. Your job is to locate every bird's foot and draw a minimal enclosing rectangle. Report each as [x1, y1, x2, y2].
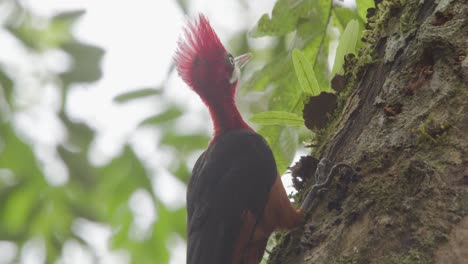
[300, 159, 354, 212]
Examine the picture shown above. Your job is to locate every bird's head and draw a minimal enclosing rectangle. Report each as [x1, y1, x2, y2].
[174, 15, 251, 104]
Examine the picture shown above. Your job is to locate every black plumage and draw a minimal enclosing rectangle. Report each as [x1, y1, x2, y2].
[186, 129, 277, 264]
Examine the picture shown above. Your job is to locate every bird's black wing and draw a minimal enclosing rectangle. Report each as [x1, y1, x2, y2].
[186, 129, 277, 264]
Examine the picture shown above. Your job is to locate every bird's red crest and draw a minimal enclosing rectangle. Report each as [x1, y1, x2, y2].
[174, 14, 226, 90]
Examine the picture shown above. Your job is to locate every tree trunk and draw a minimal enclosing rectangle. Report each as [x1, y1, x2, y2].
[269, 0, 467, 263]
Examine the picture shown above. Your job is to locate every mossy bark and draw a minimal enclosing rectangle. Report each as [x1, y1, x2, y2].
[268, 0, 467, 263]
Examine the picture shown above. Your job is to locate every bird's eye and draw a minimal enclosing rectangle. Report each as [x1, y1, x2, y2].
[227, 54, 235, 66]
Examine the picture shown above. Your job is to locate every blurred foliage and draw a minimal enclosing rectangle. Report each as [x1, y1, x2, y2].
[0, 0, 373, 263]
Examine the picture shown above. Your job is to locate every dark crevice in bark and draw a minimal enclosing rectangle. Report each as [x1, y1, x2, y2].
[326, 36, 392, 163]
[416, 0, 436, 24]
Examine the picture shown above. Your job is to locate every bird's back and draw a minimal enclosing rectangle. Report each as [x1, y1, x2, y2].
[186, 129, 277, 264]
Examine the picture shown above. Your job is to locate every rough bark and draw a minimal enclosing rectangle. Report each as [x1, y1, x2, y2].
[269, 0, 467, 263]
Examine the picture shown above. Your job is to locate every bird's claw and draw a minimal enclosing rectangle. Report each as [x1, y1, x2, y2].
[300, 158, 354, 212]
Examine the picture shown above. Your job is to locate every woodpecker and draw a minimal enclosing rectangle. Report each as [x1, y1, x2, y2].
[174, 14, 352, 264]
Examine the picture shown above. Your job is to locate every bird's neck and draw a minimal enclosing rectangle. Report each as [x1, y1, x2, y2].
[206, 96, 251, 137]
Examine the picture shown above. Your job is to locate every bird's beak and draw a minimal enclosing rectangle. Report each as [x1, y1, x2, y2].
[229, 53, 252, 84]
[234, 53, 252, 69]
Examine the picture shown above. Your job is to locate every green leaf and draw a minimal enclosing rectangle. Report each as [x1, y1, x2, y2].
[114, 88, 162, 103]
[58, 115, 96, 186]
[176, 0, 189, 15]
[139, 107, 183, 126]
[52, 10, 86, 21]
[110, 205, 133, 248]
[60, 112, 95, 150]
[148, 203, 171, 263]
[6, 10, 85, 51]
[170, 162, 191, 184]
[356, 0, 375, 20]
[331, 7, 365, 51]
[111, 200, 170, 264]
[2, 183, 39, 234]
[257, 126, 297, 175]
[60, 42, 105, 85]
[331, 19, 359, 77]
[332, 7, 362, 31]
[170, 207, 188, 238]
[250, 111, 304, 126]
[0, 70, 13, 110]
[96, 146, 153, 219]
[292, 49, 321, 95]
[243, 53, 304, 116]
[160, 133, 210, 153]
[312, 44, 331, 92]
[0, 125, 45, 181]
[250, 0, 309, 37]
[296, 0, 332, 42]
